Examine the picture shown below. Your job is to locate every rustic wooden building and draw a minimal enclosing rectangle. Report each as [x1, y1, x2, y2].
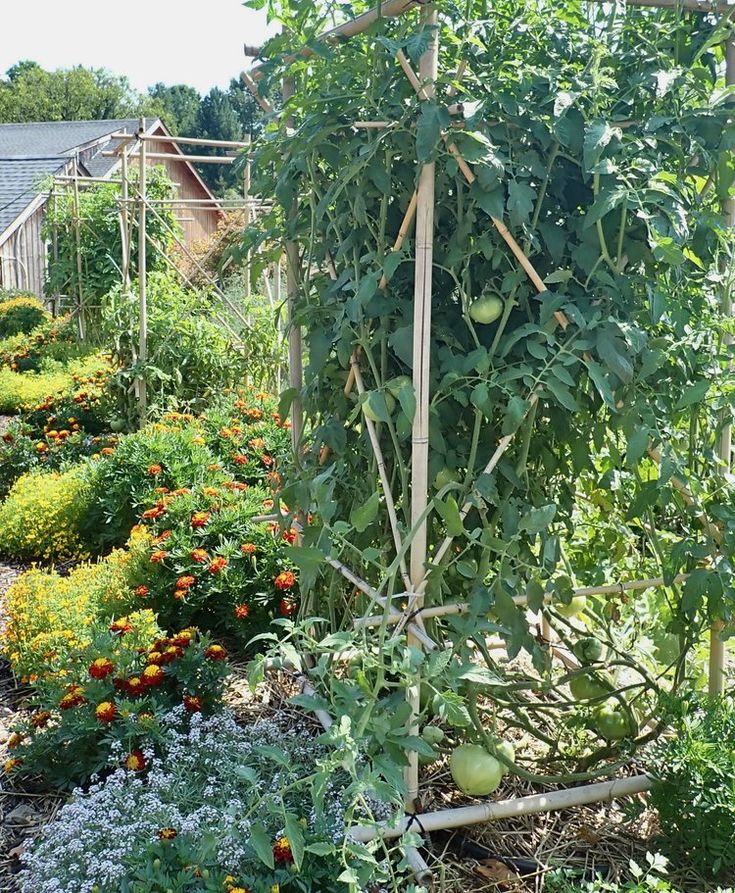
[0, 118, 223, 297]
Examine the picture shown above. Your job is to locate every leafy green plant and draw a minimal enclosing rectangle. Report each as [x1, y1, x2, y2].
[0, 315, 86, 372]
[0, 293, 49, 338]
[648, 697, 735, 878]
[5, 625, 229, 788]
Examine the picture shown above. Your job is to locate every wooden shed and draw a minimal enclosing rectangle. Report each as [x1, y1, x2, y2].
[0, 118, 223, 297]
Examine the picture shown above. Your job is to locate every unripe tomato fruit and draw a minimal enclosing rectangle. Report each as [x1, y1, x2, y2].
[572, 636, 604, 664]
[450, 743, 504, 796]
[593, 700, 637, 740]
[556, 595, 587, 618]
[569, 670, 612, 701]
[421, 725, 445, 746]
[362, 391, 395, 422]
[468, 294, 504, 325]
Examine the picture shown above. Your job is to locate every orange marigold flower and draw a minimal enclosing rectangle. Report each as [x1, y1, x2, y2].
[234, 603, 250, 619]
[205, 644, 227, 661]
[126, 750, 146, 772]
[89, 657, 115, 679]
[203, 486, 220, 498]
[208, 557, 228, 574]
[154, 486, 169, 494]
[95, 701, 117, 723]
[208, 462, 222, 471]
[282, 528, 298, 545]
[158, 827, 177, 840]
[275, 571, 296, 591]
[4, 757, 22, 775]
[100, 447, 115, 456]
[148, 464, 162, 475]
[134, 585, 149, 598]
[191, 512, 210, 528]
[183, 694, 202, 713]
[279, 598, 298, 617]
[262, 498, 274, 510]
[161, 646, 181, 663]
[219, 427, 233, 439]
[142, 504, 165, 521]
[233, 453, 248, 465]
[110, 618, 133, 635]
[246, 408, 263, 420]
[150, 550, 169, 563]
[240, 542, 257, 555]
[30, 710, 51, 728]
[59, 685, 86, 709]
[249, 438, 265, 450]
[273, 836, 294, 864]
[177, 575, 196, 589]
[261, 454, 274, 467]
[173, 588, 187, 600]
[7, 733, 23, 748]
[173, 487, 191, 497]
[190, 548, 210, 564]
[153, 529, 171, 544]
[142, 665, 164, 687]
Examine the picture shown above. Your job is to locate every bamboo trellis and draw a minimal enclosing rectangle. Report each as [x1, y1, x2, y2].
[243, 0, 735, 881]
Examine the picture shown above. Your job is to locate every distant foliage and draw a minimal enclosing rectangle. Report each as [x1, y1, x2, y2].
[0, 294, 49, 338]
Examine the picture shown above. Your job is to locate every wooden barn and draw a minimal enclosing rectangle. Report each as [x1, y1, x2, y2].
[0, 118, 223, 297]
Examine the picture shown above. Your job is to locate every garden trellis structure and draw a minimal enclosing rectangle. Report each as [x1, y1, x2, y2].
[244, 0, 735, 879]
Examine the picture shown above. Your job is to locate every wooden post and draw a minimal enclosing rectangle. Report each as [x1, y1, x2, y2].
[244, 134, 252, 300]
[406, 2, 439, 811]
[282, 76, 303, 456]
[709, 36, 734, 696]
[137, 119, 148, 423]
[72, 172, 85, 340]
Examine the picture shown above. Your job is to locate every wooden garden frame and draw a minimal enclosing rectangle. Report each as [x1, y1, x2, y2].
[244, 0, 734, 882]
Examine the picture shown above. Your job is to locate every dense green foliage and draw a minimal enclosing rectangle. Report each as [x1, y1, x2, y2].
[0, 293, 49, 338]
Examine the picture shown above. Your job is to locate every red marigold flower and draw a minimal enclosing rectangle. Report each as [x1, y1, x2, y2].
[233, 453, 248, 465]
[208, 557, 228, 574]
[30, 710, 51, 729]
[173, 588, 187, 601]
[95, 701, 117, 723]
[147, 651, 164, 665]
[141, 665, 164, 687]
[110, 617, 134, 634]
[279, 598, 297, 617]
[273, 836, 294, 864]
[4, 757, 22, 775]
[147, 464, 162, 475]
[190, 548, 209, 564]
[282, 528, 298, 545]
[173, 487, 191, 497]
[176, 575, 196, 590]
[134, 585, 149, 598]
[161, 646, 181, 663]
[183, 694, 203, 713]
[234, 603, 250, 620]
[158, 827, 177, 840]
[125, 750, 146, 772]
[142, 504, 165, 521]
[205, 644, 227, 661]
[261, 454, 274, 467]
[275, 571, 296, 591]
[89, 657, 114, 679]
[191, 512, 210, 528]
[126, 676, 144, 696]
[154, 486, 169, 494]
[240, 542, 257, 555]
[172, 630, 194, 647]
[153, 530, 171, 544]
[150, 550, 168, 563]
[59, 685, 86, 709]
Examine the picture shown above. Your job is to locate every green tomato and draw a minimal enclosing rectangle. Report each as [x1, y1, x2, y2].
[387, 375, 412, 397]
[556, 595, 587, 619]
[434, 466, 460, 490]
[450, 744, 504, 796]
[421, 725, 445, 746]
[572, 636, 605, 664]
[569, 670, 613, 701]
[593, 700, 637, 741]
[109, 417, 126, 433]
[362, 391, 396, 422]
[468, 294, 504, 325]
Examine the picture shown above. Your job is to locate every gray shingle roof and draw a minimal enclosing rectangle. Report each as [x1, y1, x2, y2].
[0, 119, 157, 240]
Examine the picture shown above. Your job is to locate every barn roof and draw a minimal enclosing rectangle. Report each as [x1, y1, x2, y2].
[0, 118, 157, 243]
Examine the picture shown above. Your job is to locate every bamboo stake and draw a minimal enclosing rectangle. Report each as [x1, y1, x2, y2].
[71, 172, 86, 341]
[405, 2, 439, 811]
[587, 0, 735, 11]
[349, 774, 652, 842]
[248, 0, 417, 81]
[325, 557, 437, 651]
[138, 125, 148, 421]
[114, 132, 252, 150]
[242, 71, 274, 114]
[120, 148, 131, 289]
[104, 151, 237, 165]
[709, 36, 734, 696]
[351, 359, 412, 591]
[344, 190, 419, 396]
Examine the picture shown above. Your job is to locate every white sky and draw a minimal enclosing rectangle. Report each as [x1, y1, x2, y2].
[0, 0, 276, 95]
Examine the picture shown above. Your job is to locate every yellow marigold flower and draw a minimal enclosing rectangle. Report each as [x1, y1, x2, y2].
[4, 757, 22, 774]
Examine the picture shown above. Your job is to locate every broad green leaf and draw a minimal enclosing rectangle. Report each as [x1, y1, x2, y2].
[350, 491, 380, 532]
[417, 103, 448, 162]
[250, 822, 275, 868]
[284, 814, 306, 870]
[520, 503, 557, 535]
[583, 121, 616, 172]
[675, 380, 709, 410]
[435, 495, 465, 537]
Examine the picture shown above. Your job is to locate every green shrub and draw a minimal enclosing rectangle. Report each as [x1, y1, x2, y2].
[0, 467, 93, 561]
[648, 697, 735, 879]
[6, 624, 229, 788]
[545, 854, 733, 892]
[0, 315, 83, 372]
[0, 366, 72, 413]
[0, 294, 49, 338]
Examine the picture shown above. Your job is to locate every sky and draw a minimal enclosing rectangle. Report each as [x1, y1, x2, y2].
[1, 0, 276, 95]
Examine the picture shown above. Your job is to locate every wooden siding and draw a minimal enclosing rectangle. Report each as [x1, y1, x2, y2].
[0, 203, 46, 296]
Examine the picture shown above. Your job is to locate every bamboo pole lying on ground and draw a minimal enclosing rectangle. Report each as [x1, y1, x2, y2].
[348, 774, 653, 842]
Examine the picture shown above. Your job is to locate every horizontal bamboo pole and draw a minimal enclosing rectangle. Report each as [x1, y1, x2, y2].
[103, 150, 238, 165]
[353, 121, 393, 129]
[249, 0, 417, 81]
[110, 132, 252, 150]
[587, 0, 735, 11]
[349, 773, 652, 842]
